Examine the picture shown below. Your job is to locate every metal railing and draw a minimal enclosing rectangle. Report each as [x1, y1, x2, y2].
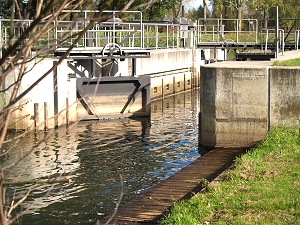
[1, 12, 300, 54]
[263, 28, 285, 55]
[196, 18, 259, 44]
[296, 30, 300, 51]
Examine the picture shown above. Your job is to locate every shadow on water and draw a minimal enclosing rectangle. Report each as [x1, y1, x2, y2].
[1, 88, 200, 225]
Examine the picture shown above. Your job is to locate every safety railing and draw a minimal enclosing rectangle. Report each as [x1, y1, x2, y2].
[1, 13, 300, 55]
[263, 28, 285, 55]
[296, 30, 300, 51]
[0, 20, 187, 52]
[196, 18, 258, 44]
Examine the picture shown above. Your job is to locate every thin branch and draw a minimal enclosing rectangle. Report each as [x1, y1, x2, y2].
[4, 177, 72, 186]
[104, 175, 124, 225]
[0, 0, 60, 69]
[7, 189, 31, 217]
[0, 168, 7, 225]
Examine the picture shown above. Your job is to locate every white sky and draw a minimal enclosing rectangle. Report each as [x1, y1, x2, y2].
[193, 0, 203, 9]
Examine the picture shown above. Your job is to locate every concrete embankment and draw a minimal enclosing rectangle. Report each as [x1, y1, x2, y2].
[2, 48, 223, 130]
[199, 51, 300, 150]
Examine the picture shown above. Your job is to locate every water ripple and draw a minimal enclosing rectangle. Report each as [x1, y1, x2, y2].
[1, 88, 200, 225]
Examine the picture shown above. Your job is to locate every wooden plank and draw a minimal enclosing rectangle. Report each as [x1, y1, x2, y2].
[100, 147, 247, 224]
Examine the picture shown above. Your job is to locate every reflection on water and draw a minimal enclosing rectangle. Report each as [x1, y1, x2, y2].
[1, 88, 200, 225]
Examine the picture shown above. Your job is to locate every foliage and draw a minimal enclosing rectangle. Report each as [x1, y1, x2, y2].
[186, 5, 212, 21]
[189, 0, 300, 30]
[0, 0, 170, 224]
[160, 127, 300, 225]
[273, 58, 300, 66]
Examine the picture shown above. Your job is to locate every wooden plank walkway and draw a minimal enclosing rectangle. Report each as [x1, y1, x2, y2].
[100, 147, 247, 225]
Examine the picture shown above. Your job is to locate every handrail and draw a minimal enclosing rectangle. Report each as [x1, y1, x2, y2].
[1, 15, 300, 53]
[296, 30, 300, 51]
[263, 28, 285, 55]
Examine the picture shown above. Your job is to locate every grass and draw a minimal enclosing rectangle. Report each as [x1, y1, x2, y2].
[273, 58, 300, 66]
[160, 127, 300, 225]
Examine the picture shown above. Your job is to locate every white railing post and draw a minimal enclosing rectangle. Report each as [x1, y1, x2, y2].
[236, 19, 239, 43]
[296, 30, 299, 51]
[155, 24, 158, 49]
[140, 11, 143, 49]
[166, 25, 169, 48]
[281, 30, 284, 55]
[265, 29, 269, 52]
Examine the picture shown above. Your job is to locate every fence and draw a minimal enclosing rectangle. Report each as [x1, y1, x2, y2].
[1, 12, 300, 54]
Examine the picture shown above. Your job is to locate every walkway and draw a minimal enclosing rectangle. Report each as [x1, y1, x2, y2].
[100, 148, 247, 225]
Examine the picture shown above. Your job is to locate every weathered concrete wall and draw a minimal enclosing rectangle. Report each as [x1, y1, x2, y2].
[136, 49, 194, 74]
[150, 70, 193, 100]
[270, 67, 300, 127]
[134, 49, 206, 99]
[3, 49, 213, 129]
[200, 61, 300, 149]
[200, 62, 269, 149]
[3, 59, 77, 130]
[136, 49, 203, 89]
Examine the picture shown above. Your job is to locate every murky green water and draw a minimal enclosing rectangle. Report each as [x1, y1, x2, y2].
[1, 88, 200, 225]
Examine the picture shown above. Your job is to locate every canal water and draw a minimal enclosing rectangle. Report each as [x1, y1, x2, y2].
[1, 88, 200, 225]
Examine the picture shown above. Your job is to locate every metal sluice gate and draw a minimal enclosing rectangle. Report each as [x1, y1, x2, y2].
[53, 10, 153, 119]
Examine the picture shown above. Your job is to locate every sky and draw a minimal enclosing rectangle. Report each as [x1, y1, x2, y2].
[193, 0, 202, 9]
[190, 0, 212, 11]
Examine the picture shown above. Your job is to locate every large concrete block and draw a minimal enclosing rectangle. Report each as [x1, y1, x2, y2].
[200, 63, 269, 149]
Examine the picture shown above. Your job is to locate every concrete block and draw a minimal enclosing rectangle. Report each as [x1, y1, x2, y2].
[200, 63, 269, 149]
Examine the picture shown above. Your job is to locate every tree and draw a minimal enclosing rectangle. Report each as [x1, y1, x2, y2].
[0, 0, 156, 224]
[186, 4, 211, 21]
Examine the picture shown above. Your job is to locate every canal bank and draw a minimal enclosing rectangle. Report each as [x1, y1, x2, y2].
[160, 127, 300, 225]
[199, 50, 300, 150]
[99, 51, 300, 224]
[2, 48, 223, 130]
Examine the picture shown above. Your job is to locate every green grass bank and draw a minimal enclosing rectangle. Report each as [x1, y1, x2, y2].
[273, 58, 300, 66]
[160, 127, 300, 225]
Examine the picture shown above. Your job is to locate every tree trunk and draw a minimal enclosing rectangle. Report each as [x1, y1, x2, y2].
[237, 0, 242, 32]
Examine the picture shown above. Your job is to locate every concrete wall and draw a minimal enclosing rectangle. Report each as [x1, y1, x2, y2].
[150, 70, 193, 100]
[200, 62, 300, 150]
[136, 49, 194, 74]
[2, 59, 77, 130]
[135, 49, 206, 99]
[270, 67, 300, 127]
[2, 48, 215, 130]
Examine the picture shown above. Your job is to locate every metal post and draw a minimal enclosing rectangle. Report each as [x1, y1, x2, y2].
[275, 6, 279, 58]
[166, 25, 169, 48]
[140, 11, 143, 49]
[84, 11, 87, 48]
[44, 102, 48, 131]
[297, 30, 299, 51]
[255, 19, 258, 44]
[281, 30, 284, 55]
[217, 19, 220, 42]
[260, 20, 263, 50]
[155, 25, 158, 49]
[53, 61, 58, 128]
[236, 19, 239, 42]
[34, 103, 39, 132]
[265, 30, 268, 52]
[66, 97, 69, 125]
